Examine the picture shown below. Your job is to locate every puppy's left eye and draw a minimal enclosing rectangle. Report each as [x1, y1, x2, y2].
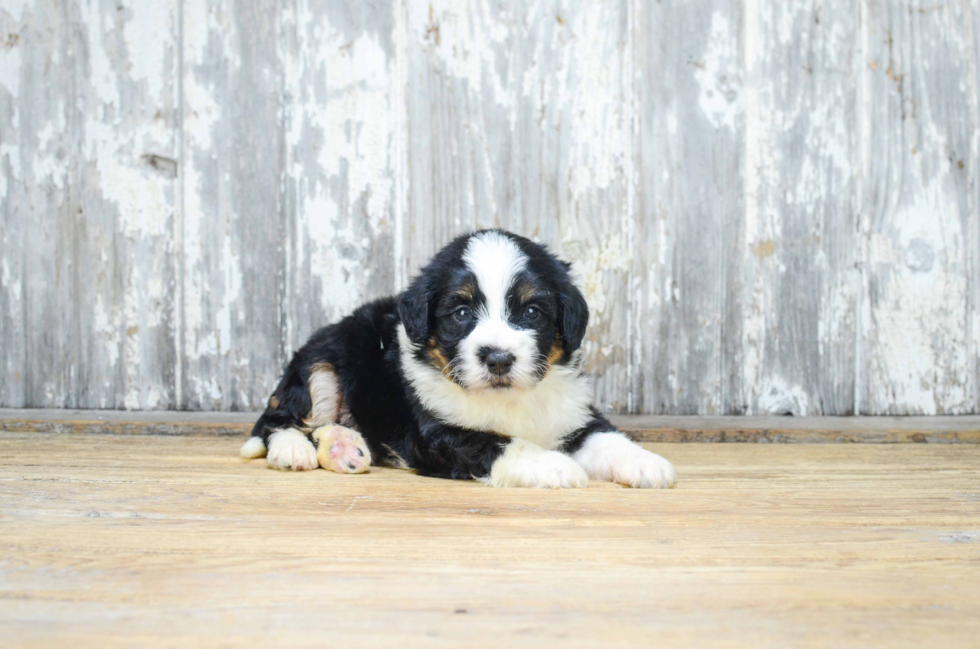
[453, 307, 471, 323]
[523, 306, 539, 320]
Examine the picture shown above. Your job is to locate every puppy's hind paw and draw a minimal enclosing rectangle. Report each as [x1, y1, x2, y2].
[312, 425, 372, 474]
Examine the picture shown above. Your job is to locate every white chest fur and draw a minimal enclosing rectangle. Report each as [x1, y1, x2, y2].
[398, 326, 594, 449]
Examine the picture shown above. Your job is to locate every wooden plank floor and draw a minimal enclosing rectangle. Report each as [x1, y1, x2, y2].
[1, 433, 978, 648]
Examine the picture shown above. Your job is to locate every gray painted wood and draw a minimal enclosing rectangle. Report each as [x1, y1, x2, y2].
[859, 0, 976, 414]
[279, 0, 397, 354]
[741, 0, 860, 416]
[403, 0, 634, 413]
[633, 0, 745, 415]
[1, 0, 978, 415]
[180, 0, 287, 410]
[2, 1, 88, 408]
[71, 0, 179, 409]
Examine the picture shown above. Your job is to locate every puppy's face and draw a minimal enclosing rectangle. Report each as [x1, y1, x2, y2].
[399, 230, 588, 391]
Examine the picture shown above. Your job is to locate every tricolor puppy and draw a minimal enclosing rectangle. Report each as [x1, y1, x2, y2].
[241, 230, 675, 489]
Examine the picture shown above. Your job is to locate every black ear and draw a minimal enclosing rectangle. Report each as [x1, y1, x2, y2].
[398, 276, 433, 345]
[557, 275, 589, 355]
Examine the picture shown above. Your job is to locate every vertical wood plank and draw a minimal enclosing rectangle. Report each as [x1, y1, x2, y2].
[70, 0, 179, 408]
[180, 0, 285, 410]
[0, 0, 74, 407]
[973, 3, 980, 415]
[740, 0, 859, 415]
[403, 0, 634, 412]
[970, 3, 980, 414]
[632, 1, 744, 415]
[279, 0, 398, 352]
[860, 0, 976, 414]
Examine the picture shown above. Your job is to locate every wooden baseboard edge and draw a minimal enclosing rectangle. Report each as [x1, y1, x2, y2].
[1, 410, 978, 443]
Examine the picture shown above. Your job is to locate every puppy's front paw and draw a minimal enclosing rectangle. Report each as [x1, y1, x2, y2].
[266, 428, 318, 471]
[312, 425, 372, 474]
[573, 432, 676, 489]
[614, 449, 676, 489]
[485, 439, 589, 489]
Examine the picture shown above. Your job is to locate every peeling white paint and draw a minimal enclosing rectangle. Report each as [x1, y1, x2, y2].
[758, 376, 810, 416]
[1, 0, 977, 415]
[214, 234, 242, 356]
[695, 12, 742, 131]
[32, 121, 68, 190]
[408, 0, 513, 112]
[866, 175, 969, 414]
[120, 0, 175, 104]
[0, 10, 23, 100]
[99, 156, 171, 238]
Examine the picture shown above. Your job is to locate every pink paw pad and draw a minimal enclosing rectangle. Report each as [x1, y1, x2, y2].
[312, 425, 372, 474]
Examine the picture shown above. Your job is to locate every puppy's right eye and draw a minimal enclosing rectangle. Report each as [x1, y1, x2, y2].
[453, 307, 471, 323]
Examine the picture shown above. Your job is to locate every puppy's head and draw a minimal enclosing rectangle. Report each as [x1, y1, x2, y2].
[399, 230, 588, 391]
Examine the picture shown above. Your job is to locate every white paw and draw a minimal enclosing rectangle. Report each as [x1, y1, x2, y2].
[485, 439, 589, 489]
[266, 429, 318, 471]
[572, 432, 676, 489]
[312, 425, 372, 474]
[240, 436, 267, 459]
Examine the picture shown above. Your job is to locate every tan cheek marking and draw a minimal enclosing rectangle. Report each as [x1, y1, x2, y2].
[548, 341, 564, 365]
[427, 340, 450, 372]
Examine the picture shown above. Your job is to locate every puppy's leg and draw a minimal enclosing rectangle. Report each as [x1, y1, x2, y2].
[247, 361, 361, 472]
[410, 419, 587, 488]
[557, 410, 675, 489]
[483, 438, 589, 489]
[571, 432, 675, 489]
[312, 425, 372, 474]
[266, 428, 319, 471]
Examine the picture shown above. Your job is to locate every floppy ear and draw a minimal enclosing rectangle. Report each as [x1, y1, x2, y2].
[557, 272, 589, 355]
[398, 276, 433, 345]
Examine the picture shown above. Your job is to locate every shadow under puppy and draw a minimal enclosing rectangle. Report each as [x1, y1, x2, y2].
[242, 230, 675, 489]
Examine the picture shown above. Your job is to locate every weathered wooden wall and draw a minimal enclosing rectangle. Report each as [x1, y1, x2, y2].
[0, 0, 977, 415]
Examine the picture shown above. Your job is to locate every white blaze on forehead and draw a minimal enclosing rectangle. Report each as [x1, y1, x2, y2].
[463, 231, 527, 320]
[458, 232, 538, 389]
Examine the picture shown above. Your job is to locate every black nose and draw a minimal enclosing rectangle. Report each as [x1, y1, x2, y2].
[483, 349, 515, 376]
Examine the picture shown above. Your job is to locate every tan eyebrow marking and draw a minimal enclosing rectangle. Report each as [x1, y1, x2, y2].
[453, 281, 477, 301]
[512, 279, 545, 305]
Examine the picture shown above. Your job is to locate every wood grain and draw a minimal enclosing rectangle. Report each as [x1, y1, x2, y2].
[1, 432, 978, 648]
[742, 0, 859, 416]
[2, 409, 979, 443]
[180, 0, 286, 410]
[632, 0, 744, 415]
[403, 0, 635, 412]
[72, 0, 179, 409]
[1, 0, 978, 415]
[859, 0, 977, 414]
[279, 0, 398, 351]
[0, 0, 74, 408]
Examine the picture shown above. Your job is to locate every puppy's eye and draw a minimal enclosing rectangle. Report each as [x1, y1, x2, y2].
[524, 306, 539, 320]
[453, 307, 471, 323]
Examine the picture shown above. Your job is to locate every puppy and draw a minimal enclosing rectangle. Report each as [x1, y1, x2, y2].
[241, 230, 675, 489]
